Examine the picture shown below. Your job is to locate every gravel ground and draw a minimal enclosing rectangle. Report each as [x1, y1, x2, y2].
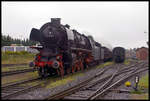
[8, 60, 146, 100]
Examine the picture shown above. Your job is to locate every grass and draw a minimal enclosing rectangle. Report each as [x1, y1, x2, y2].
[97, 61, 114, 68]
[130, 90, 143, 94]
[45, 72, 84, 89]
[138, 74, 149, 89]
[2, 51, 36, 64]
[124, 59, 130, 65]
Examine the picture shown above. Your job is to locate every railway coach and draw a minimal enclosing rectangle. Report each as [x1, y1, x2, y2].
[113, 47, 125, 63]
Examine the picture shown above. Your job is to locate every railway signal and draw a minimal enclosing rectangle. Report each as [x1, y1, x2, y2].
[134, 76, 139, 91]
[125, 76, 140, 91]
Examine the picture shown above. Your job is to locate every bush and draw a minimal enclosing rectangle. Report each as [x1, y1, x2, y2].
[19, 51, 29, 55]
[130, 90, 143, 94]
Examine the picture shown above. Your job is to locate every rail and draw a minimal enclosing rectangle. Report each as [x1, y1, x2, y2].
[46, 61, 147, 100]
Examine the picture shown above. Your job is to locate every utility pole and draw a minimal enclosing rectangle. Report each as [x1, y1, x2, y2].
[144, 31, 148, 47]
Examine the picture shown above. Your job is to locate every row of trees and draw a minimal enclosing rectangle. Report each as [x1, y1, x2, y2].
[1, 35, 38, 47]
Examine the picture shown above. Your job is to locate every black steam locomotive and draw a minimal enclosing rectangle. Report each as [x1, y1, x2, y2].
[29, 18, 113, 78]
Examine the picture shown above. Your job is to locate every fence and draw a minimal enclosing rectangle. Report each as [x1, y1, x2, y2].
[1, 46, 39, 53]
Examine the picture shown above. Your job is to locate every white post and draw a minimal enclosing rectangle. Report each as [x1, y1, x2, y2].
[25, 46, 27, 51]
[14, 46, 16, 52]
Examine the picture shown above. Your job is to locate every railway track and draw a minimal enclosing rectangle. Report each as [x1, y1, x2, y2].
[1, 60, 147, 100]
[1, 62, 106, 99]
[1, 68, 36, 77]
[46, 61, 148, 100]
[2, 63, 28, 67]
[89, 67, 148, 100]
[2, 68, 36, 77]
[1, 77, 41, 99]
[2, 63, 94, 100]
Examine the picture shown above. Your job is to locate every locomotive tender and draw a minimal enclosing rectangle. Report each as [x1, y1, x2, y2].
[29, 18, 112, 78]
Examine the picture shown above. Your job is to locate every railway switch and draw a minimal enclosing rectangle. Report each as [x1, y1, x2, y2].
[134, 76, 139, 91]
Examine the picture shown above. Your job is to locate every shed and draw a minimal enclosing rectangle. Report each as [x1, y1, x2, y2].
[136, 47, 149, 60]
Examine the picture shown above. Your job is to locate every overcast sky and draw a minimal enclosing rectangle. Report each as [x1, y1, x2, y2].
[2, 1, 149, 49]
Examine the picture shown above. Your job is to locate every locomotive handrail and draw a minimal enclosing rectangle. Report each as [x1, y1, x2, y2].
[70, 47, 92, 53]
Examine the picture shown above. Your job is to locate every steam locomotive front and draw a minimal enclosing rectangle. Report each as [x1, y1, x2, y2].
[29, 18, 68, 77]
[30, 18, 68, 51]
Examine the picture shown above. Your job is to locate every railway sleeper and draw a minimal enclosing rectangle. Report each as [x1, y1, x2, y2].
[68, 94, 90, 98]
[64, 96, 88, 100]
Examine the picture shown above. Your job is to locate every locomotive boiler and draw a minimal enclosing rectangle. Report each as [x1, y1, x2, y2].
[29, 18, 105, 78]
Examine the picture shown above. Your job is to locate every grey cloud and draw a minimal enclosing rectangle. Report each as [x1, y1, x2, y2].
[2, 2, 148, 49]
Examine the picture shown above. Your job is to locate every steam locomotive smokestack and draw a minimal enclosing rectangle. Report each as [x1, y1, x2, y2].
[51, 18, 61, 25]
